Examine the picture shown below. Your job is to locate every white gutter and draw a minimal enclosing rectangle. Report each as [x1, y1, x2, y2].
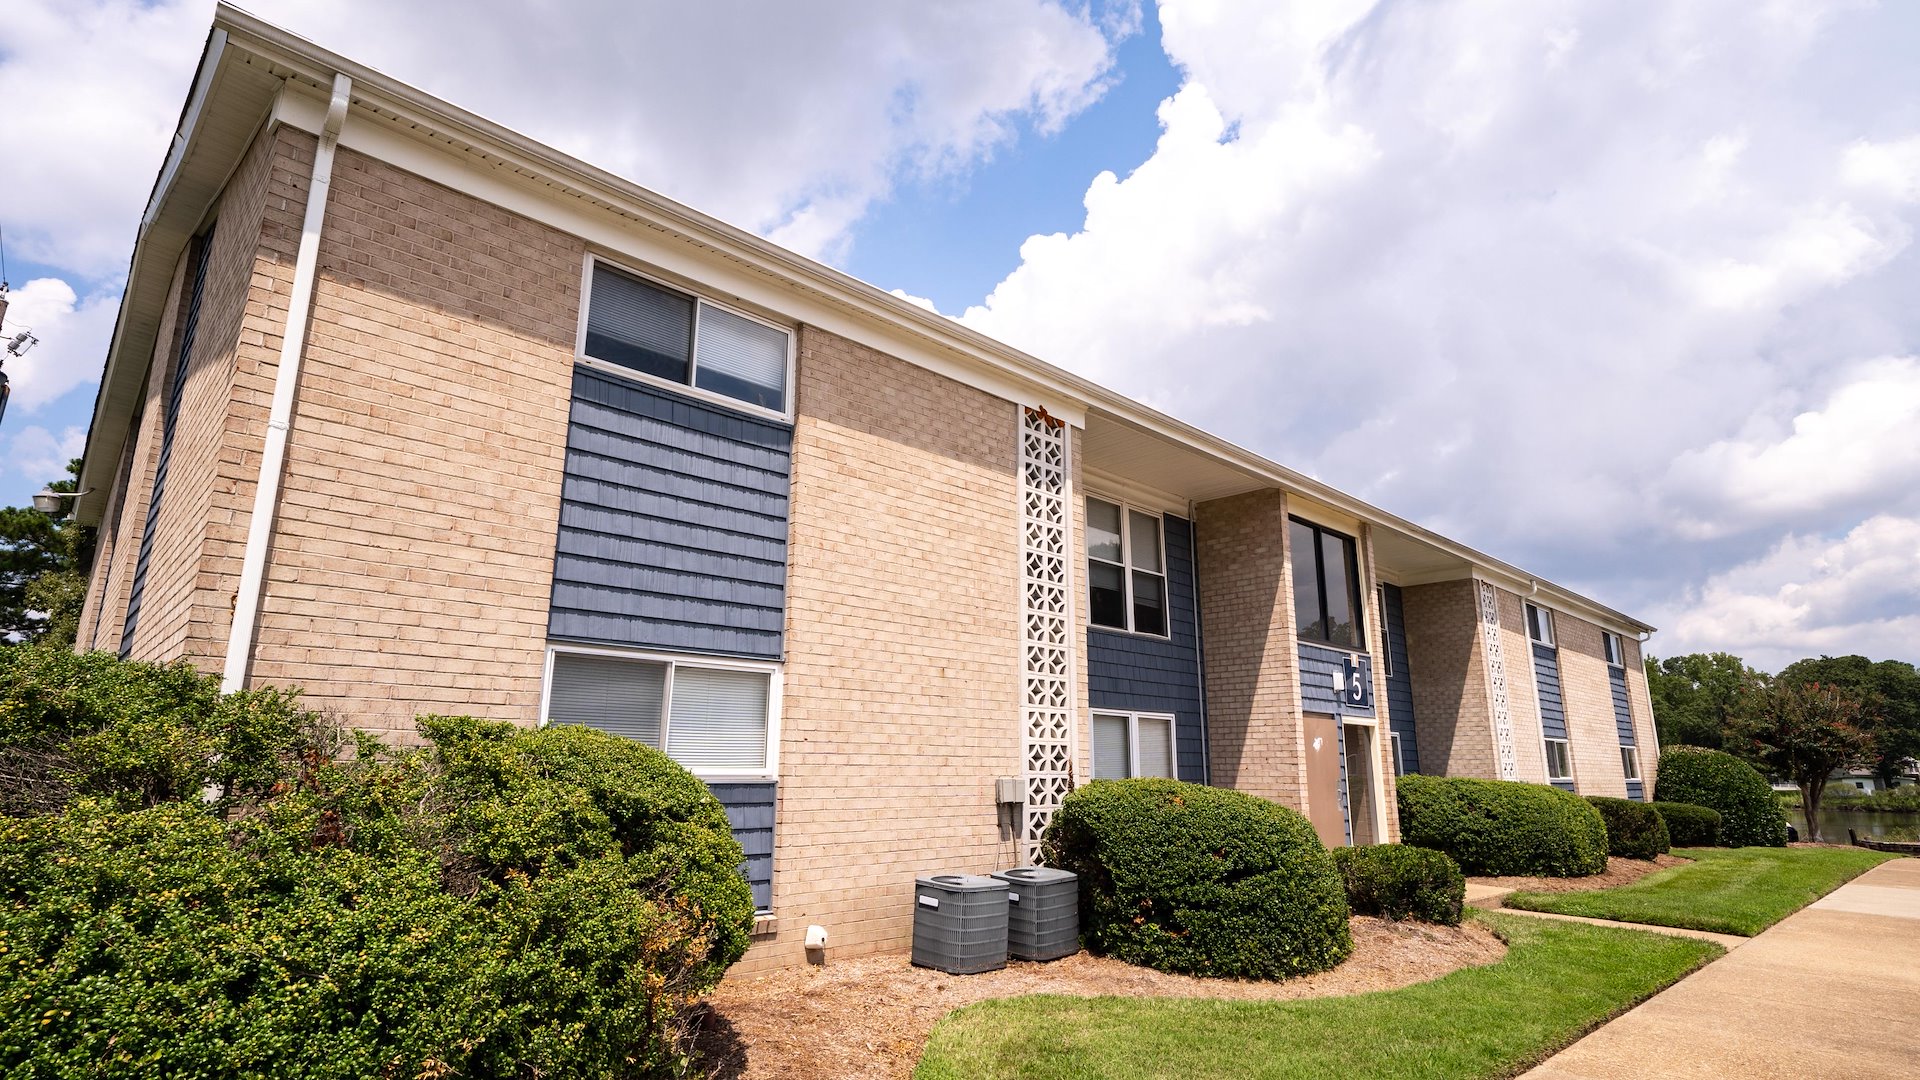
[221, 71, 349, 693]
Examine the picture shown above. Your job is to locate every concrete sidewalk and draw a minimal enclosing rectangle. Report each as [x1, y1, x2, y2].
[1523, 858, 1920, 1079]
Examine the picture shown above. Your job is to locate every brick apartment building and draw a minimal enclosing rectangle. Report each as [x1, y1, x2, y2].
[70, 6, 1659, 971]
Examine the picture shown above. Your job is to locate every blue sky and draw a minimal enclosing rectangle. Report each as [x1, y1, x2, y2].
[3, 0, 1918, 672]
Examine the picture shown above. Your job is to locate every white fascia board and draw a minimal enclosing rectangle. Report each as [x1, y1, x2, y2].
[1469, 568, 1652, 641]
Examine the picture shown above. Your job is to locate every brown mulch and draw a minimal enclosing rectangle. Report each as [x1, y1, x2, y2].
[1470, 853, 1691, 894]
[691, 915, 1506, 1080]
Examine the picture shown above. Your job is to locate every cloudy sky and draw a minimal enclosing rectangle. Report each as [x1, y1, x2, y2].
[2, 0, 1916, 671]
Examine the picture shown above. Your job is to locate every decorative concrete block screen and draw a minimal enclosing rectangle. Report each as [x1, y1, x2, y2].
[1019, 406, 1074, 862]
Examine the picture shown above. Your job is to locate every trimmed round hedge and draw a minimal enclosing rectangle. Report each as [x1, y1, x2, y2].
[1041, 778, 1352, 979]
[1585, 796, 1670, 860]
[1651, 801, 1723, 848]
[1331, 844, 1464, 925]
[1396, 774, 1609, 877]
[1652, 746, 1787, 847]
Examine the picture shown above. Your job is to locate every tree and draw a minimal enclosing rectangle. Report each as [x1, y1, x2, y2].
[1645, 652, 1756, 749]
[0, 459, 94, 647]
[1777, 655, 1920, 788]
[1731, 678, 1874, 842]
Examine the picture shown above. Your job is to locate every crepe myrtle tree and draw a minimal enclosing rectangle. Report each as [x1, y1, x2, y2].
[1733, 678, 1874, 843]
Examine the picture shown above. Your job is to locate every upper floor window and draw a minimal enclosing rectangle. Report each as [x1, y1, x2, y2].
[1602, 630, 1624, 668]
[1525, 602, 1556, 647]
[544, 646, 776, 777]
[582, 261, 791, 415]
[1086, 497, 1167, 637]
[1290, 517, 1364, 650]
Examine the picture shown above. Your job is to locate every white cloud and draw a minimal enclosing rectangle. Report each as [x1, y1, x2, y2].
[1653, 515, 1920, 672]
[3, 424, 87, 486]
[0, 278, 119, 414]
[1842, 134, 1920, 203]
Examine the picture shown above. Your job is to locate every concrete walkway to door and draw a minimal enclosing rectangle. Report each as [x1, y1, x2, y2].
[1522, 857, 1920, 1079]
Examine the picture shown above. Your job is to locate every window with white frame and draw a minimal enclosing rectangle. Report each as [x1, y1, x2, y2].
[1602, 631, 1625, 668]
[582, 260, 792, 415]
[544, 648, 776, 776]
[1525, 602, 1556, 647]
[1378, 585, 1394, 677]
[1620, 745, 1640, 781]
[1544, 737, 1574, 783]
[1086, 497, 1168, 637]
[1091, 711, 1176, 780]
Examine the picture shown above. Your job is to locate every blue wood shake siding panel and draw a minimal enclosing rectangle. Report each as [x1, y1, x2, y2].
[1300, 643, 1376, 719]
[1382, 583, 1421, 774]
[1610, 667, 1644, 800]
[1532, 644, 1567, 739]
[708, 782, 776, 911]
[549, 367, 792, 658]
[1087, 514, 1206, 782]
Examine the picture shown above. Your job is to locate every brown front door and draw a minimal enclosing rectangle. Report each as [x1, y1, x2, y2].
[1303, 713, 1347, 848]
[1344, 724, 1378, 847]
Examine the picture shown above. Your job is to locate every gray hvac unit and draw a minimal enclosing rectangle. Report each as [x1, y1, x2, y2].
[911, 874, 1009, 975]
[992, 866, 1080, 961]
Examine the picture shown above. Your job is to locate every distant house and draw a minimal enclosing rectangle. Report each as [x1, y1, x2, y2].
[70, 4, 1660, 973]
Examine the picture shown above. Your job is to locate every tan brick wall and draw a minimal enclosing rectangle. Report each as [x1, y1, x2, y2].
[1494, 586, 1550, 784]
[746, 325, 1021, 974]
[1552, 609, 1630, 797]
[1399, 579, 1497, 778]
[1193, 489, 1306, 811]
[237, 136, 580, 738]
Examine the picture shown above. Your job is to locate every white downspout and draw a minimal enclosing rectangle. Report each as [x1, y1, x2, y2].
[222, 72, 350, 693]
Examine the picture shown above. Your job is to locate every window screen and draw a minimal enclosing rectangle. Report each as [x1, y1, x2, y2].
[547, 651, 667, 747]
[668, 666, 770, 771]
[1136, 716, 1174, 779]
[1093, 713, 1131, 779]
[694, 304, 789, 411]
[585, 265, 693, 383]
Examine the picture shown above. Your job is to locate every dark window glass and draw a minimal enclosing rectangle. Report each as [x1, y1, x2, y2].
[585, 265, 693, 383]
[1290, 520, 1322, 641]
[1131, 569, 1166, 636]
[1320, 531, 1357, 648]
[1088, 560, 1126, 629]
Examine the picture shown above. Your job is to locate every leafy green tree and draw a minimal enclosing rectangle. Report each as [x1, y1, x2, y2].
[1730, 678, 1874, 842]
[1776, 655, 1920, 788]
[1645, 652, 1756, 748]
[0, 459, 92, 648]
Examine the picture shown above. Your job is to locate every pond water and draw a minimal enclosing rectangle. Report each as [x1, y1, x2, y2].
[1785, 807, 1918, 844]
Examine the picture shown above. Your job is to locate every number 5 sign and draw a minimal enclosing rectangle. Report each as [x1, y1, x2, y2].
[1338, 655, 1373, 709]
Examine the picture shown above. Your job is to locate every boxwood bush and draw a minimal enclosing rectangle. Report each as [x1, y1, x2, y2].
[0, 649, 752, 1079]
[1331, 844, 1465, 925]
[1585, 796, 1671, 859]
[1651, 801, 1724, 848]
[1041, 778, 1352, 979]
[1652, 746, 1788, 847]
[1396, 774, 1609, 877]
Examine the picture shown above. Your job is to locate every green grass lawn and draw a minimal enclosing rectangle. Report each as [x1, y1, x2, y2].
[1503, 846, 1896, 937]
[914, 913, 1717, 1080]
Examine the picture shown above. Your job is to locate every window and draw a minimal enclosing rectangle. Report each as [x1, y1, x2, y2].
[582, 260, 791, 414]
[1525, 602, 1556, 647]
[1544, 738, 1574, 782]
[544, 647, 776, 776]
[1620, 745, 1640, 781]
[1290, 517, 1364, 649]
[1390, 732, 1406, 776]
[1092, 711, 1176, 780]
[1378, 585, 1393, 677]
[1086, 497, 1168, 637]
[1602, 631, 1624, 668]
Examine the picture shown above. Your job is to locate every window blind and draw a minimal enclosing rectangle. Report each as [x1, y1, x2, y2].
[1137, 717, 1174, 779]
[547, 651, 666, 746]
[1093, 714, 1131, 779]
[668, 665, 769, 770]
[694, 304, 788, 409]
[586, 265, 693, 382]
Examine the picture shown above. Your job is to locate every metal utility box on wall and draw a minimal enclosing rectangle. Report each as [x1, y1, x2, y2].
[992, 866, 1079, 961]
[911, 874, 1009, 975]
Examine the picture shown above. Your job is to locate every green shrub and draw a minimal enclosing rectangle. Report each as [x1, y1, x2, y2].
[1396, 774, 1609, 877]
[1041, 778, 1352, 979]
[1652, 747, 1788, 847]
[0, 654, 753, 1079]
[1331, 844, 1465, 925]
[1651, 801, 1724, 847]
[1585, 796, 1671, 859]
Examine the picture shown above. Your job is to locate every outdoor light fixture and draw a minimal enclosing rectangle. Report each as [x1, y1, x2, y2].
[31, 488, 88, 517]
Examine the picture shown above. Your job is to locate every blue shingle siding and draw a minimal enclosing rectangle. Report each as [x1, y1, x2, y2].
[1532, 642, 1574, 790]
[1611, 666, 1643, 800]
[707, 781, 776, 911]
[1299, 643, 1376, 719]
[1381, 583, 1421, 774]
[1087, 514, 1206, 782]
[548, 367, 791, 658]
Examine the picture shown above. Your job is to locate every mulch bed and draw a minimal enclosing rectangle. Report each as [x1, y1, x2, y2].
[692, 915, 1506, 1080]
[1470, 853, 1691, 895]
